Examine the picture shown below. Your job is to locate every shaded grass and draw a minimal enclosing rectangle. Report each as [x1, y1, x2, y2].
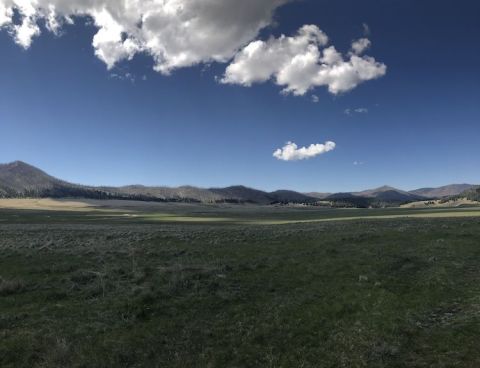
[1, 214, 480, 367]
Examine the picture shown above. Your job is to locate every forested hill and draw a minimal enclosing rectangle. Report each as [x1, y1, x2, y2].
[1, 161, 477, 207]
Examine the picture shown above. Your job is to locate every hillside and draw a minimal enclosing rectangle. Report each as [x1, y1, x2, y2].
[0, 161, 60, 196]
[410, 184, 476, 198]
[0, 162, 316, 205]
[355, 186, 424, 201]
[305, 192, 331, 200]
[102, 185, 222, 203]
[0, 161, 108, 199]
[324, 193, 372, 208]
[324, 186, 427, 208]
[270, 190, 317, 204]
[458, 186, 480, 201]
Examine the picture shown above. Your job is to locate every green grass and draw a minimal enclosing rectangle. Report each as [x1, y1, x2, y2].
[0, 204, 480, 225]
[1, 206, 480, 367]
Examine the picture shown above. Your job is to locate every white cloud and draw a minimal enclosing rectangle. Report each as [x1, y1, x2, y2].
[362, 23, 371, 36]
[273, 141, 336, 161]
[355, 107, 368, 113]
[0, 1, 386, 96]
[345, 107, 368, 115]
[222, 25, 386, 95]
[0, 3, 11, 27]
[351, 38, 371, 55]
[0, 0, 289, 72]
[109, 71, 136, 83]
[13, 17, 40, 48]
[311, 94, 319, 103]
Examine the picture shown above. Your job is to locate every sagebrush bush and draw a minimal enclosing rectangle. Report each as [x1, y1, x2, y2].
[0, 278, 25, 296]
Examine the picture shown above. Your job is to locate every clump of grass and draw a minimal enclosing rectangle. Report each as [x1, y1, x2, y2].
[0, 277, 25, 296]
[38, 337, 72, 367]
[70, 269, 97, 285]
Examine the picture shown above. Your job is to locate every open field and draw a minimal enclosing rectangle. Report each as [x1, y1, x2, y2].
[2, 202, 480, 367]
[1, 198, 480, 225]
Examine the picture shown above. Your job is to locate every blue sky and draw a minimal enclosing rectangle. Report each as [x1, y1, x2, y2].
[0, 0, 479, 192]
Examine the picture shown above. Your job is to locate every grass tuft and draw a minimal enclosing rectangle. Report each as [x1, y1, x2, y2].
[0, 278, 25, 296]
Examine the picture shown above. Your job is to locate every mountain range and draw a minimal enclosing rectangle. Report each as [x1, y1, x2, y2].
[0, 161, 477, 207]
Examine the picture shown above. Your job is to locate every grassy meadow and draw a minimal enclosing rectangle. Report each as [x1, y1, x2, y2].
[1, 201, 480, 367]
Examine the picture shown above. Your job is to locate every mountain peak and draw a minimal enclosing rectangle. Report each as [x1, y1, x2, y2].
[0, 160, 60, 196]
[3, 160, 31, 168]
[356, 185, 402, 197]
[375, 185, 396, 191]
[1, 160, 50, 175]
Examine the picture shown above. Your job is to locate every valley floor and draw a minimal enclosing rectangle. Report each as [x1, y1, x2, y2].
[1, 203, 480, 367]
[1, 198, 480, 224]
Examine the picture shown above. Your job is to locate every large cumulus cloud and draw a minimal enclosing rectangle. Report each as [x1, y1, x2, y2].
[222, 26, 386, 95]
[0, 0, 288, 72]
[0, 0, 386, 95]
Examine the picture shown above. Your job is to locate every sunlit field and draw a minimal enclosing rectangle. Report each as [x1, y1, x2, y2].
[0, 198, 480, 224]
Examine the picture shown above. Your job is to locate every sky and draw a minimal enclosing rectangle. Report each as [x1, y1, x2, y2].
[0, 0, 479, 193]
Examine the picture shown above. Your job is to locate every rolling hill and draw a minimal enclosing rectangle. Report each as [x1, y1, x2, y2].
[0, 161, 61, 195]
[455, 186, 480, 201]
[409, 184, 476, 198]
[0, 161, 316, 204]
[324, 186, 428, 207]
[270, 190, 318, 204]
[0, 161, 477, 207]
[305, 192, 332, 200]
[101, 185, 223, 203]
[0, 161, 108, 199]
[356, 186, 425, 202]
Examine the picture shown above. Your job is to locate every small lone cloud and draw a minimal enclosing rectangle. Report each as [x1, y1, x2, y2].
[345, 107, 369, 115]
[363, 23, 371, 36]
[353, 160, 365, 166]
[273, 141, 336, 161]
[109, 72, 136, 83]
[311, 94, 319, 103]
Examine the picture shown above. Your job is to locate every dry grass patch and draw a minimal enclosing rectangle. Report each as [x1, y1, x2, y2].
[0, 277, 25, 296]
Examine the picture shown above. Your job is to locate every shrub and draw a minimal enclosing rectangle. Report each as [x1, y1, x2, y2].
[0, 278, 25, 296]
